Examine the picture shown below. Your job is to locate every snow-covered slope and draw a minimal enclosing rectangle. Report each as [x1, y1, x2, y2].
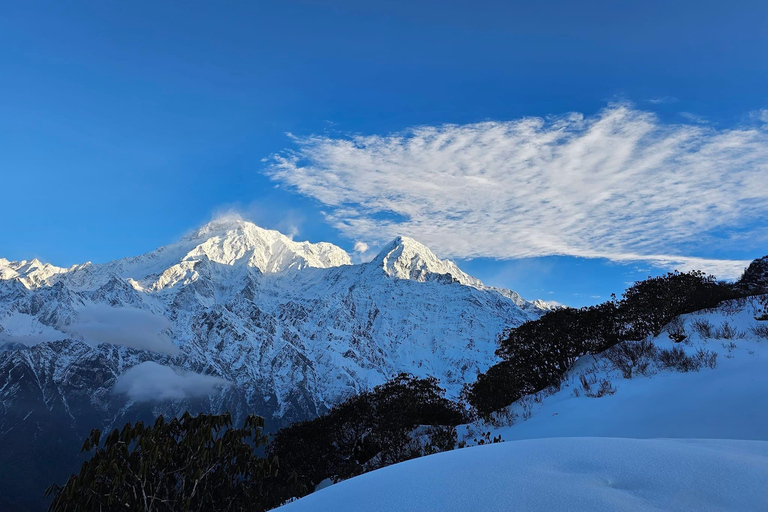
[278, 297, 768, 512]
[463, 297, 768, 443]
[277, 438, 768, 512]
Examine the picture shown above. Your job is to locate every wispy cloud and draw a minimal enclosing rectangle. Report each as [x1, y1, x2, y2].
[267, 104, 768, 279]
[751, 109, 768, 124]
[647, 96, 678, 104]
[113, 361, 230, 402]
[679, 112, 711, 125]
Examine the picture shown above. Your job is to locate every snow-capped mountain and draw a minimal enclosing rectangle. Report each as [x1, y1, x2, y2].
[0, 219, 548, 510]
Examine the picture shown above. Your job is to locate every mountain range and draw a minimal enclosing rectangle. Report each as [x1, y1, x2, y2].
[0, 218, 549, 510]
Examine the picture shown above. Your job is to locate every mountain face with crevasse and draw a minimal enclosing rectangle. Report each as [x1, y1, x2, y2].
[0, 219, 549, 510]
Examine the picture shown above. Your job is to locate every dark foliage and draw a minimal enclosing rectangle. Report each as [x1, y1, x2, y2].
[468, 270, 744, 417]
[267, 373, 465, 495]
[47, 375, 464, 511]
[737, 256, 768, 294]
[619, 271, 734, 339]
[45, 412, 290, 512]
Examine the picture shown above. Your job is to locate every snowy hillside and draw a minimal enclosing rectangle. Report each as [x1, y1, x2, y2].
[462, 296, 768, 443]
[277, 297, 768, 512]
[277, 438, 768, 512]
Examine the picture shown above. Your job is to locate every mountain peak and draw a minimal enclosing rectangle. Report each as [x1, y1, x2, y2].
[174, 218, 353, 273]
[373, 236, 483, 287]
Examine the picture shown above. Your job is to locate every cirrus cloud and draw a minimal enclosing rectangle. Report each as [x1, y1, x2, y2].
[267, 105, 768, 279]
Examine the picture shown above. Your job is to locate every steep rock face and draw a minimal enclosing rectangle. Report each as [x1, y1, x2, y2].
[0, 219, 549, 510]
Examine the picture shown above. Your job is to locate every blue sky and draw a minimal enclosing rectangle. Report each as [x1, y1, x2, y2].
[1, 1, 767, 306]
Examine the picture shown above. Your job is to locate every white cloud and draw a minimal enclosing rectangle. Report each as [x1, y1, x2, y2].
[113, 361, 230, 402]
[267, 104, 768, 279]
[66, 305, 179, 355]
[647, 96, 678, 104]
[751, 109, 768, 124]
[678, 112, 710, 125]
[353, 241, 369, 253]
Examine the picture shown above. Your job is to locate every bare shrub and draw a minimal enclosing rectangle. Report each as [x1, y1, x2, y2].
[586, 378, 616, 398]
[694, 349, 718, 369]
[519, 397, 533, 420]
[714, 321, 745, 340]
[720, 298, 746, 316]
[749, 324, 768, 340]
[488, 408, 518, 428]
[579, 373, 596, 394]
[691, 319, 714, 338]
[658, 347, 700, 372]
[578, 373, 616, 397]
[604, 339, 657, 379]
[473, 430, 504, 446]
[666, 317, 687, 343]
[543, 378, 562, 397]
[754, 295, 768, 321]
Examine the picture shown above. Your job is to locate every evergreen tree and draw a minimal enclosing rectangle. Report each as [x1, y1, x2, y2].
[46, 412, 290, 512]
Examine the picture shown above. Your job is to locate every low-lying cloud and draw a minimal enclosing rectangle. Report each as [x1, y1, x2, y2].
[66, 305, 179, 355]
[267, 104, 768, 278]
[113, 361, 230, 402]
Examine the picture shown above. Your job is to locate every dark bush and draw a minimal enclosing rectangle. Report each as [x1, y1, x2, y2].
[619, 271, 737, 340]
[691, 318, 714, 338]
[46, 413, 285, 512]
[713, 321, 745, 340]
[467, 270, 742, 416]
[658, 347, 699, 372]
[590, 378, 617, 398]
[737, 256, 768, 294]
[750, 324, 768, 340]
[694, 348, 718, 369]
[268, 374, 465, 494]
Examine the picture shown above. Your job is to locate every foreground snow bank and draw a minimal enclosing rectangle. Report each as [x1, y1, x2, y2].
[276, 437, 768, 512]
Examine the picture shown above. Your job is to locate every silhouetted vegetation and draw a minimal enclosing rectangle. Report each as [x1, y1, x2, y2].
[737, 256, 768, 294]
[47, 375, 464, 511]
[45, 412, 288, 512]
[268, 373, 466, 497]
[467, 271, 743, 417]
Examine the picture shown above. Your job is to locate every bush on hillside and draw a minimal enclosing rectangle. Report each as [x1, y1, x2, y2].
[604, 339, 657, 379]
[737, 256, 768, 294]
[467, 271, 742, 417]
[268, 374, 465, 495]
[657, 347, 700, 372]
